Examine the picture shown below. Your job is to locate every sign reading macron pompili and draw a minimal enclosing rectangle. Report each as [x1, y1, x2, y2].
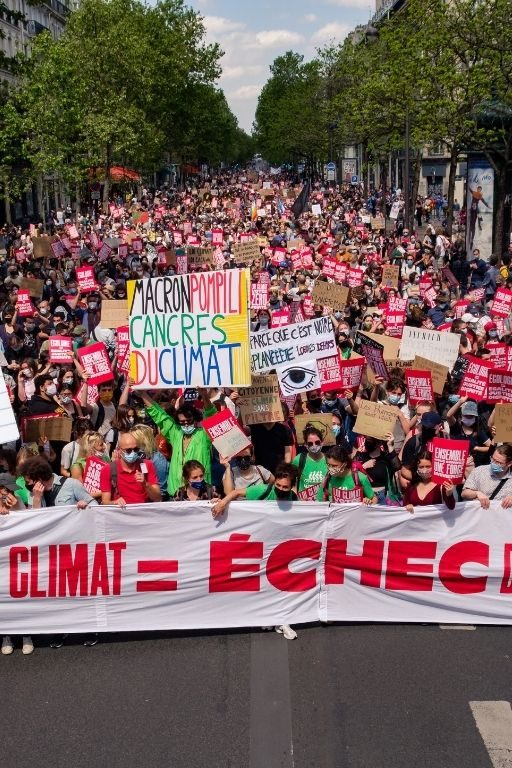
[127, 270, 251, 389]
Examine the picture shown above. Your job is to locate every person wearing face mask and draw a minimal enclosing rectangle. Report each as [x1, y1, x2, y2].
[26, 374, 61, 415]
[138, 388, 216, 497]
[99, 430, 160, 506]
[318, 445, 376, 504]
[462, 444, 512, 509]
[254, 310, 271, 331]
[371, 376, 411, 453]
[171, 460, 218, 501]
[403, 451, 455, 513]
[83, 293, 101, 334]
[212, 463, 299, 520]
[70, 431, 110, 497]
[17, 358, 38, 401]
[355, 432, 402, 504]
[56, 383, 84, 420]
[446, 397, 492, 466]
[400, 411, 445, 488]
[222, 446, 273, 494]
[291, 427, 328, 497]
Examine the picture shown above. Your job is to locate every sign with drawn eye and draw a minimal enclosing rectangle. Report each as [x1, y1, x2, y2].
[276, 360, 320, 396]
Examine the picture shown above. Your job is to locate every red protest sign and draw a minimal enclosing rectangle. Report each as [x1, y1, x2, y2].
[201, 408, 251, 460]
[405, 369, 434, 405]
[97, 242, 113, 262]
[301, 247, 313, 268]
[318, 354, 344, 392]
[431, 438, 470, 485]
[302, 296, 315, 318]
[117, 326, 130, 374]
[49, 336, 74, 364]
[338, 357, 364, 394]
[16, 289, 35, 317]
[271, 308, 290, 328]
[83, 456, 107, 496]
[251, 283, 269, 310]
[132, 237, 143, 253]
[74, 380, 99, 406]
[423, 285, 437, 308]
[172, 230, 183, 245]
[487, 369, 512, 404]
[322, 257, 336, 278]
[385, 296, 407, 338]
[348, 267, 364, 288]
[458, 356, 493, 401]
[77, 342, 114, 385]
[50, 240, 67, 259]
[176, 254, 188, 274]
[76, 266, 99, 294]
[454, 300, 469, 319]
[298, 484, 321, 501]
[212, 228, 224, 245]
[334, 262, 347, 284]
[419, 275, 432, 298]
[487, 342, 508, 370]
[118, 243, 128, 259]
[491, 288, 512, 318]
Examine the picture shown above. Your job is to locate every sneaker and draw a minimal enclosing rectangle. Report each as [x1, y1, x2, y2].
[49, 633, 68, 649]
[275, 624, 297, 640]
[83, 633, 99, 647]
[22, 636, 34, 655]
[1, 636, 13, 655]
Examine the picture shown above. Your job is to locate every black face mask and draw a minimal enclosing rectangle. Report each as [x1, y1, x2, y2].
[236, 457, 252, 470]
[308, 398, 322, 410]
[365, 439, 378, 452]
[339, 340, 351, 348]
[274, 488, 291, 500]
[421, 427, 436, 442]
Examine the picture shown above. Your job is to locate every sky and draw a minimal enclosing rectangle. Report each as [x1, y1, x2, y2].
[185, 0, 374, 134]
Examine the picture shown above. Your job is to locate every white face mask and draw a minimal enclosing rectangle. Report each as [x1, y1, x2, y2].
[307, 444, 322, 455]
[46, 384, 57, 396]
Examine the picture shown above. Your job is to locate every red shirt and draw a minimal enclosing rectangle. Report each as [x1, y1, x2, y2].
[99, 459, 159, 504]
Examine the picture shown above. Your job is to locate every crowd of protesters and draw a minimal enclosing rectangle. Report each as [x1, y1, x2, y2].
[0, 171, 511, 653]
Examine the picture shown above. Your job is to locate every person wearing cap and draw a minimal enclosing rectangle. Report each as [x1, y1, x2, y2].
[446, 397, 492, 466]
[483, 320, 499, 342]
[72, 324, 88, 351]
[400, 411, 445, 487]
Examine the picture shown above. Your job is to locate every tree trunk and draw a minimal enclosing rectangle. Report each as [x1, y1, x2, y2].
[361, 141, 368, 200]
[445, 144, 458, 237]
[3, 176, 11, 225]
[37, 174, 45, 231]
[75, 181, 81, 222]
[410, 150, 422, 231]
[102, 143, 111, 215]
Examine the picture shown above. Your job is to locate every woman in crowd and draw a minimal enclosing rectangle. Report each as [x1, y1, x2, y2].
[17, 358, 38, 402]
[292, 426, 327, 497]
[445, 397, 492, 466]
[60, 418, 93, 477]
[354, 432, 401, 504]
[222, 445, 273, 495]
[172, 460, 218, 501]
[71, 431, 109, 498]
[318, 445, 376, 504]
[403, 451, 456, 512]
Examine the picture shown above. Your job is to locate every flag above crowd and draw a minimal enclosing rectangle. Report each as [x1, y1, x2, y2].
[0, 169, 512, 648]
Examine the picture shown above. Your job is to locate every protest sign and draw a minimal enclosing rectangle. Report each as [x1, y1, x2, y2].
[271, 308, 290, 328]
[97, 242, 113, 262]
[0, 368, 19, 443]
[83, 456, 106, 496]
[399, 327, 460, 368]
[385, 296, 407, 337]
[237, 375, 284, 425]
[334, 262, 347, 284]
[128, 270, 251, 389]
[20, 277, 44, 299]
[468, 287, 485, 303]
[276, 359, 320, 396]
[495, 404, 512, 443]
[176, 254, 188, 274]
[100, 299, 129, 329]
[287, 239, 304, 251]
[77, 342, 114, 385]
[294, 414, 335, 446]
[487, 343, 509, 370]
[116, 326, 130, 374]
[50, 240, 67, 259]
[250, 316, 336, 374]
[32, 236, 57, 259]
[354, 332, 389, 380]
[371, 215, 385, 230]
[491, 288, 512, 318]
[458, 356, 493, 401]
[312, 281, 350, 310]
[317, 355, 344, 392]
[48, 336, 74, 364]
[487, 370, 512, 404]
[419, 275, 432, 298]
[412, 355, 449, 395]
[423, 285, 438, 308]
[353, 400, 397, 440]
[347, 267, 364, 288]
[76, 266, 99, 294]
[250, 283, 269, 309]
[454, 301, 469, 319]
[322, 257, 336, 279]
[381, 265, 400, 289]
[211, 228, 224, 246]
[23, 415, 72, 443]
[311, 204, 322, 216]
[451, 355, 470, 387]
[431, 438, 470, 485]
[16, 290, 35, 317]
[187, 246, 214, 267]
[338, 356, 365, 394]
[202, 409, 251, 460]
[232, 241, 260, 264]
[405, 370, 434, 406]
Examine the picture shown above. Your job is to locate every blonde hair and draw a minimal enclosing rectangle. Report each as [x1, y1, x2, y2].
[130, 424, 155, 458]
[77, 431, 104, 460]
[17, 443, 40, 471]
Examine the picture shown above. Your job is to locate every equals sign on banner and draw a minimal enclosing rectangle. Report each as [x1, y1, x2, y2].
[136, 560, 178, 592]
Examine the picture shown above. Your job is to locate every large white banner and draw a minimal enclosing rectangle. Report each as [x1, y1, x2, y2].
[2, 501, 512, 633]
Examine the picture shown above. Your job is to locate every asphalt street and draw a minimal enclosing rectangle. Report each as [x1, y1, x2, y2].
[2, 623, 511, 768]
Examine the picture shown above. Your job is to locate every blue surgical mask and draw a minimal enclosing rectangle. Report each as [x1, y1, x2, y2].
[448, 394, 459, 404]
[181, 424, 196, 436]
[388, 394, 401, 405]
[121, 450, 140, 464]
[490, 462, 507, 477]
[190, 480, 205, 490]
[332, 425, 341, 437]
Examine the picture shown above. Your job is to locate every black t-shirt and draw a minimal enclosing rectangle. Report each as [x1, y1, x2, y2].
[250, 423, 293, 474]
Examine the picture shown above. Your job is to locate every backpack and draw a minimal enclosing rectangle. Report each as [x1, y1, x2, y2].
[295, 451, 308, 489]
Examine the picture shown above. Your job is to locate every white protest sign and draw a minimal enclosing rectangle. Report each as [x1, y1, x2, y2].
[250, 316, 337, 374]
[399, 327, 460, 369]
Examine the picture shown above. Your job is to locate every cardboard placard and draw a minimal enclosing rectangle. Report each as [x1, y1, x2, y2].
[187, 246, 214, 266]
[32, 236, 57, 260]
[381, 265, 400, 289]
[431, 438, 470, 485]
[20, 277, 44, 299]
[23, 415, 73, 443]
[311, 281, 350, 310]
[412, 355, 449, 396]
[237, 374, 284, 425]
[371, 216, 385, 230]
[293, 413, 335, 446]
[494, 404, 512, 443]
[201, 408, 251, 460]
[233, 241, 261, 264]
[353, 400, 398, 440]
[100, 300, 129, 329]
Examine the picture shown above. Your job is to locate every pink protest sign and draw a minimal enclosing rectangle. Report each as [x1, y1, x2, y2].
[78, 342, 114, 385]
[76, 266, 99, 294]
[49, 336, 74, 364]
[431, 438, 470, 485]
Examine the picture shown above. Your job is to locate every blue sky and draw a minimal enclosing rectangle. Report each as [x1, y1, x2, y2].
[185, 0, 374, 133]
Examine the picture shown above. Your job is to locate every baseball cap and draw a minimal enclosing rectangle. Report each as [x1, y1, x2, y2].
[421, 412, 442, 428]
[461, 401, 479, 417]
[72, 325, 87, 336]
[461, 312, 478, 323]
[484, 321, 497, 332]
